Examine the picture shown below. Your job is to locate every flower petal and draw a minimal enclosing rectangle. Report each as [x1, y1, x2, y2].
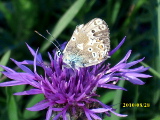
[11, 58, 34, 74]
[14, 89, 43, 95]
[46, 106, 53, 120]
[0, 65, 16, 73]
[0, 81, 26, 86]
[26, 100, 50, 111]
[109, 36, 126, 56]
[99, 84, 127, 91]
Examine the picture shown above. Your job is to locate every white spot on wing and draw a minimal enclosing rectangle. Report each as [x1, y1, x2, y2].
[74, 24, 84, 35]
[92, 52, 97, 58]
[77, 43, 84, 50]
[89, 59, 92, 63]
[88, 47, 93, 52]
[74, 29, 78, 35]
[71, 36, 76, 41]
[77, 24, 84, 30]
[99, 25, 107, 30]
[95, 19, 103, 25]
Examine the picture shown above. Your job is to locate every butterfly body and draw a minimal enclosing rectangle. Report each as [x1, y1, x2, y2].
[63, 18, 110, 68]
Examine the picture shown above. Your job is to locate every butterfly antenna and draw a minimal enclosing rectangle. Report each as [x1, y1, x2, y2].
[35, 30, 61, 51]
[46, 30, 61, 48]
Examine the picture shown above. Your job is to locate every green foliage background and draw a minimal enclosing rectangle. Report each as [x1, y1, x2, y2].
[0, 0, 159, 120]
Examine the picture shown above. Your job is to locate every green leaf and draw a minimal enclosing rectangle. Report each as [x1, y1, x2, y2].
[0, 2, 12, 23]
[99, 91, 115, 104]
[110, 80, 125, 120]
[110, 1, 121, 25]
[0, 50, 11, 78]
[12, 85, 26, 101]
[141, 62, 160, 78]
[122, 0, 148, 29]
[8, 95, 19, 120]
[23, 94, 44, 119]
[151, 115, 160, 120]
[40, 0, 86, 52]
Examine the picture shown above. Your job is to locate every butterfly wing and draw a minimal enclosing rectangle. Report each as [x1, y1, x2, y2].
[63, 18, 110, 68]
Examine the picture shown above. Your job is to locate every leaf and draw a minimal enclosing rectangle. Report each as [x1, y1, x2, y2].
[8, 95, 19, 120]
[40, 0, 86, 52]
[0, 50, 11, 78]
[99, 91, 115, 104]
[23, 94, 44, 119]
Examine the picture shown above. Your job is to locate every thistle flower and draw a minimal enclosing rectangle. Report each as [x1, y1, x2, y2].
[0, 37, 151, 120]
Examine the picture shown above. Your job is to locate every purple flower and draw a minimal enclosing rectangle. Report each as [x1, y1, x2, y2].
[0, 37, 151, 120]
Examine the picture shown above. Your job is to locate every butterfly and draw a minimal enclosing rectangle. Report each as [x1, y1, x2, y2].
[62, 18, 110, 68]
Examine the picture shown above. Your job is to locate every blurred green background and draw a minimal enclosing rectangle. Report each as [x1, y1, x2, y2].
[0, 0, 159, 120]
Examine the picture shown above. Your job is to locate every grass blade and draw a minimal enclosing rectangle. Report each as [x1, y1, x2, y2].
[40, 0, 86, 52]
[0, 50, 11, 78]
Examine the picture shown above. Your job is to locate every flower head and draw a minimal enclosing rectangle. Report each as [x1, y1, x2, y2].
[0, 37, 151, 120]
